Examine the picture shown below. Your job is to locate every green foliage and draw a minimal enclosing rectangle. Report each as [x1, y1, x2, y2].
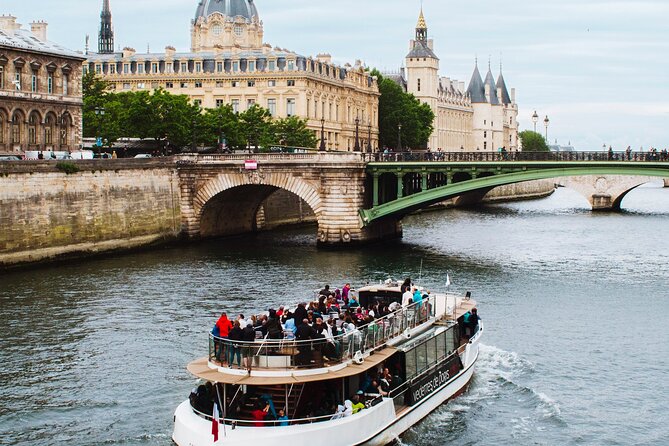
[55, 162, 80, 174]
[82, 73, 318, 152]
[371, 69, 435, 150]
[519, 130, 550, 152]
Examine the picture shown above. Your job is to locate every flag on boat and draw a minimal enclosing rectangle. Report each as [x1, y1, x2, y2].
[445, 274, 452, 288]
[212, 402, 219, 442]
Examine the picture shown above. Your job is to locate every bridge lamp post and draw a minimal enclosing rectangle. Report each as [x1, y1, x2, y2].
[397, 123, 402, 152]
[354, 117, 361, 152]
[544, 115, 550, 142]
[319, 118, 326, 152]
[94, 106, 105, 157]
[532, 110, 539, 133]
[367, 120, 372, 153]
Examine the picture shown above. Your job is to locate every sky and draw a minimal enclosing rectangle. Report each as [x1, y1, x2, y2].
[3, 0, 668, 150]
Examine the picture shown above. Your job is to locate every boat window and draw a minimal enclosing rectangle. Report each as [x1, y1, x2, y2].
[426, 337, 437, 367]
[416, 342, 428, 374]
[405, 348, 417, 378]
[436, 330, 446, 361]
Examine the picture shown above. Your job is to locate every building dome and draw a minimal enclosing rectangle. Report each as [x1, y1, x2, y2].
[195, 0, 259, 22]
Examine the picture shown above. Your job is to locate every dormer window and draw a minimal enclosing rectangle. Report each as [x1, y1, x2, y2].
[212, 24, 223, 36]
[234, 25, 243, 37]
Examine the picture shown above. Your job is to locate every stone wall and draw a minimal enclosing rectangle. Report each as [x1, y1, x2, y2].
[483, 179, 556, 203]
[257, 189, 316, 230]
[0, 160, 180, 267]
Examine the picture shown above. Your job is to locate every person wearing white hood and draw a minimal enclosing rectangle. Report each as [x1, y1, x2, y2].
[343, 400, 353, 417]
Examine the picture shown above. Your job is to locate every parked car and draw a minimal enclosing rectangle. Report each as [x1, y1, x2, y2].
[0, 155, 21, 161]
[134, 154, 152, 158]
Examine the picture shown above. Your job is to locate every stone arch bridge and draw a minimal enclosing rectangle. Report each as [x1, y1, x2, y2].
[176, 152, 669, 246]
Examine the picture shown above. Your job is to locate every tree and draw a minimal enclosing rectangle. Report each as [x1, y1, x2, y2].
[272, 116, 317, 148]
[82, 72, 117, 145]
[202, 104, 244, 151]
[519, 130, 550, 152]
[371, 69, 435, 150]
[239, 104, 274, 151]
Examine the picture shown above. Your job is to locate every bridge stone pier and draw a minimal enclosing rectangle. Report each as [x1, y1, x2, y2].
[177, 153, 401, 246]
[557, 175, 660, 211]
[665, 179, 669, 188]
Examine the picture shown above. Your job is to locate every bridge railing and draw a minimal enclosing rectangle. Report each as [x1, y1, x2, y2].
[363, 151, 669, 163]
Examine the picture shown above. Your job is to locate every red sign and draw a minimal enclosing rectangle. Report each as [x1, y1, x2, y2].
[244, 160, 258, 170]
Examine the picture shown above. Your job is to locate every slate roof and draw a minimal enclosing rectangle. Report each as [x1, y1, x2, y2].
[466, 63, 487, 103]
[0, 27, 84, 59]
[406, 40, 438, 60]
[483, 67, 499, 105]
[496, 72, 511, 104]
[195, 0, 259, 21]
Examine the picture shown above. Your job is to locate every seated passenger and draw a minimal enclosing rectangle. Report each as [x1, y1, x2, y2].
[251, 402, 270, 427]
[343, 400, 353, 417]
[267, 309, 284, 340]
[277, 409, 289, 426]
[351, 393, 365, 414]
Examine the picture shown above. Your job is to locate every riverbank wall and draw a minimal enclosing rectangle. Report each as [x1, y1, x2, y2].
[0, 160, 180, 268]
[483, 179, 556, 203]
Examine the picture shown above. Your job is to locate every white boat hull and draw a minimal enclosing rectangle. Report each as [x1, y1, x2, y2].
[173, 335, 480, 446]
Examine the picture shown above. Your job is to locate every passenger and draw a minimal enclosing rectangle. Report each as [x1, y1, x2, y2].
[348, 294, 360, 308]
[277, 409, 289, 426]
[401, 278, 412, 293]
[351, 392, 365, 414]
[377, 377, 390, 397]
[215, 312, 233, 362]
[236, 314, 247, 327]
[413, 288, 423, 308]
[211, 321, 222, 361]
[331, 402, 345, 420]
[294, 302, 308, 325]
[260, 394, 278, 419]
[402, 287, 414, 307]
[470, 308, 481, 335]
[276, 306, 285, 318]
[241, 322, 256, 368]
[343, 400, 353, 417]
[342, 283, 351, 305]
[334, 288, 342, 303]
[319, 284, 334, 297]
[227, 320, 243, 367]
[283, 312, 297, 338]
[295, 319, 317, 365]
[251, 402, 270, 427]
[266, 309, 284, 340]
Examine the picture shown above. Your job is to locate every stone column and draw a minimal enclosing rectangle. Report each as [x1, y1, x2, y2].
[664, 179, 669, 188]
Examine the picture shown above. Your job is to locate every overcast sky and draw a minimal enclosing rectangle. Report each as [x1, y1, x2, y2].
[4, 0, 668, 150]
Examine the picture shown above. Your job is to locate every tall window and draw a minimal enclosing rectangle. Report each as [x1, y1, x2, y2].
[95, 64, 101, 74]
[216, 62, 223, 73]
[247, 99, 256, 108]
[31, 71, 38, 92]
[28, 114, 37, 145]
[195, 62, 202, 73]
[267, 98, 276, 116]
[11, 114, 21, 144]
[60, 116, 68, 145]
[63, 74, 69, 95]
[44, 116, 53, 145]
[180, 62, 187, 73]
[152, 63, 158, 74]
[165, 64, 173, 74]
[15, 70, 21, 90]
[137, 64, 144, 74]
[287, 60, 294, 70]
[123, 64, 129, 74]
[248, 61, 255, 72]
[231, 99, 239, 113]
[0, 115, 4, 143]
[109, 64, 116, 75]
[286, 98, 296, 117]
[47, 73, 53, 93]
[216, 99, 224, 108]
[268, 60, 276, 71]
[232, 61, 239, 72]
[0, 66, 4, 89]
[287, 80, 295, 87]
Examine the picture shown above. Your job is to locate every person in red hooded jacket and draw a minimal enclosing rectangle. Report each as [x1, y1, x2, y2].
[215, 313, 233, 363]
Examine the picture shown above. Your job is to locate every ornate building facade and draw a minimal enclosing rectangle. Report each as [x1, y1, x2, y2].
[86, 0, 380, 151]
[393, 10, 519, 151]
[0, 15, 84, 154]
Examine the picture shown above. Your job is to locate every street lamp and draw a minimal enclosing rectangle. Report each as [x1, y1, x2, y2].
[367, 120, 372, 153]
[532, 110, 539, 133]
[94, 106, 105, 156]
[544, 115, 550, 142]
[319, 117, 326, 152]
[354, 117, 361, 152]
[397, 123, 402, 152]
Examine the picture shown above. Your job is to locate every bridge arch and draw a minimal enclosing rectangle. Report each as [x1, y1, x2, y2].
[192, 172, 322, 238]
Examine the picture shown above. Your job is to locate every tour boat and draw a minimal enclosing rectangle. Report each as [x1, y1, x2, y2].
[173, 280, 482, 446]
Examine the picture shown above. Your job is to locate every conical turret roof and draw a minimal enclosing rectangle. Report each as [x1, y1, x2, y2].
[466, 63, 487, 103]
[484, 66, 500, 105]
[496, 71, 512, 105]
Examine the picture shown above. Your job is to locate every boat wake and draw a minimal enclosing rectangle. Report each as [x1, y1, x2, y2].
[399, 344, 565, 445]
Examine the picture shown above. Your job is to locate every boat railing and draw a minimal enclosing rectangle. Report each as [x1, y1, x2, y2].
[208, 299, 435, 371]
[189, 404, 365, 427]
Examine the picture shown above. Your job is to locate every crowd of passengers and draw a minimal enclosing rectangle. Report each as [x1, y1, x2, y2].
[212, 279, 432, 368]
[190, 361, 406, 426]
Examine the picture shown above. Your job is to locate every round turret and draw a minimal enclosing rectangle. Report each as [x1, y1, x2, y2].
[195, 0, 259, 22]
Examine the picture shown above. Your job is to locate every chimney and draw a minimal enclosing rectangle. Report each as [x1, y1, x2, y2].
[0, 15, 19, 35]
[30, 20, 48, 41]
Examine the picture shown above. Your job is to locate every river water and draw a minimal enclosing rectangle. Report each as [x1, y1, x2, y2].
[1, 184, 669, 446]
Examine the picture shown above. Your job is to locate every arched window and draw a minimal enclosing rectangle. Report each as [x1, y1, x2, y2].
[0, 113, 4, 144]
[28, 112, 38, 145]
[44, 115, 54, 145]
[11, 113, 22, 144]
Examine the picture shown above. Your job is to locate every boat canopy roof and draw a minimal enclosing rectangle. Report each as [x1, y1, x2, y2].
[187, 347, 398, 385]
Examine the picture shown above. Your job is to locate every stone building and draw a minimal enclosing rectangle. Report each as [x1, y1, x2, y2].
[0, 15, 85, 154]
[390, 9, 519, 152]
[86, 0, 380, 151]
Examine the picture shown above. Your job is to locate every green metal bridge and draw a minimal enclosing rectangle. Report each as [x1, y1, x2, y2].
[359, 151, 669, 226]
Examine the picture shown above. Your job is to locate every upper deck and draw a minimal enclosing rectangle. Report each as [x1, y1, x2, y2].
[190, 289, 477, 385]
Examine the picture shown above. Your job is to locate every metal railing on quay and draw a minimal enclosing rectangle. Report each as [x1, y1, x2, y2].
[208, 301, 434, 371]
[363, 151, 669, 163]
